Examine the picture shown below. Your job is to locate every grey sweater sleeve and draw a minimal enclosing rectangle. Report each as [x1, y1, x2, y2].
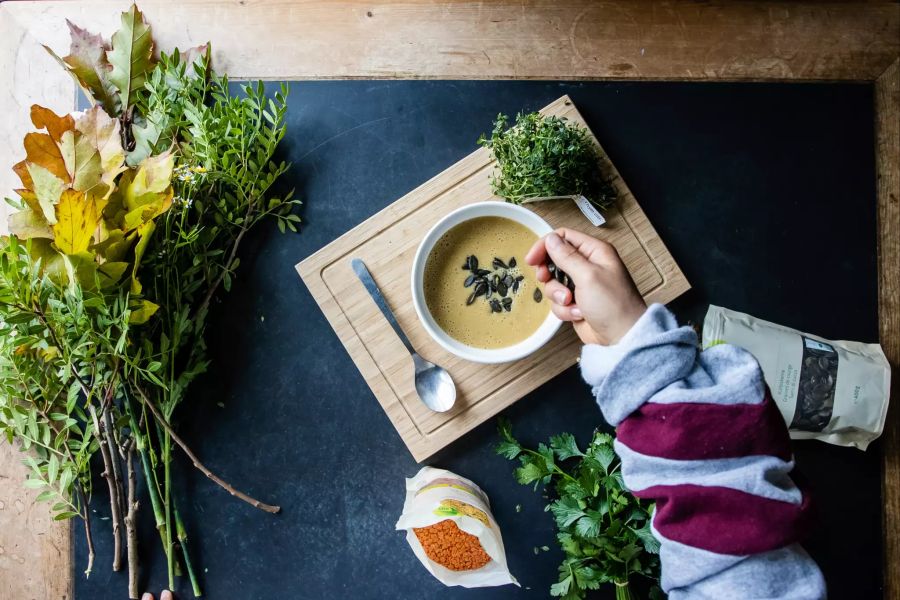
[580, 303, 826, 599]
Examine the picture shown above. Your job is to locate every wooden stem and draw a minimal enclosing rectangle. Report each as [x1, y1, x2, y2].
[125, 444, 140, 600]
[135, 388, 280, 514]
[90, 405, 123, 571]
[193, 222, 250, 321]
[104, 406, 126, 527]
[77, 484, 95, 577]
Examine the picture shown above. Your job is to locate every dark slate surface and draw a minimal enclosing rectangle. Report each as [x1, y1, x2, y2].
[74, 81, 880, 599]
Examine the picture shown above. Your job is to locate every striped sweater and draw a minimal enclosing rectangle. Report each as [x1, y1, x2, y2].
[580, 303, 826, 599]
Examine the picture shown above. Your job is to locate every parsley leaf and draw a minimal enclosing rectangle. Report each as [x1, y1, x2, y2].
[631, 522, 661, 554]
[496, 419, 660, 599]
[551, 432, 584, 461]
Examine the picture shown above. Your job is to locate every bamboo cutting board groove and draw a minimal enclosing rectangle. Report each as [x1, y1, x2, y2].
[296, 96, 689, 461]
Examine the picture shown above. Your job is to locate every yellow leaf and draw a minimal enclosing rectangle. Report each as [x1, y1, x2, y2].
[27, 239, 68, 283]
[59, 129, 102, 193]
[62, 252, 100, 289]
[117, 153, 175, 231]
[96, 261, 128, 289]
[91, 227, 135, 263]
[124, 152, 175, 202]
[30, 105, 74, 143]
[128, 299, 159, 324]
[123, 187, 173, 231]
[8, 207, 53, 239]
[24, 132, 69, 182]
[74, 107, 126, 190]
[26, 163, 65, 224]
[53, 189, 100, 255]
[131, 220, 155, 294]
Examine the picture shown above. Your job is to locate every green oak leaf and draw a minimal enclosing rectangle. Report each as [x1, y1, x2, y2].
[107, 4, 154, 109]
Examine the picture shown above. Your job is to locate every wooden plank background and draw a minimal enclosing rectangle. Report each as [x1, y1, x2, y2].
[0, 2, 897, 599]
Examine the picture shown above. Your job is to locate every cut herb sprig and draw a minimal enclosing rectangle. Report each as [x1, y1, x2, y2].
[496, 418, 661, 600]
[478, 112, 618, 212]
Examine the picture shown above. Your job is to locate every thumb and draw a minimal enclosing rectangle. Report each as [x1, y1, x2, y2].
[545, 232, 591, 277]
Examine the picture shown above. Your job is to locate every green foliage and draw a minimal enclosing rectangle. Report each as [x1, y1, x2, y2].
[477, 112, 618, 211]
[2, 5, 296, 592]
[130, 48, 300, 420]
[496, 418, 661, 600]
[0, 236, 131, 526]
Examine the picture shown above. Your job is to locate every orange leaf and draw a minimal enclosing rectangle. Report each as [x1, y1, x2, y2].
[24, 133, 69, 182]
[12, 160, 33, 189]
[30, 105, 74, 143]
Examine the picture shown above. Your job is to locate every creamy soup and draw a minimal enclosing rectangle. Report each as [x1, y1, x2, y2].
[424, 216, 549, 349]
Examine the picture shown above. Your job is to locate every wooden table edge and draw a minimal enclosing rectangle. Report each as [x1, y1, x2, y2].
[0, 2, 896, 598]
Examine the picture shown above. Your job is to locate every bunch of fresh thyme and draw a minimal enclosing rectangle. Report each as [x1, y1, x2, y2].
[478, 112, 618, 211]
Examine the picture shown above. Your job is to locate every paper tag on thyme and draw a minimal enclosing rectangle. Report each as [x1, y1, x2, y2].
[573, 195, 606, 226]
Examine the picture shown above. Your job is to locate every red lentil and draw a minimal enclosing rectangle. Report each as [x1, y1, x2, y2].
[413, 519, 492, 571]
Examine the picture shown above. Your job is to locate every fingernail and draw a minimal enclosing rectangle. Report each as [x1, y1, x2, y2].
[545, 233, 562, 250]
[141, 594, 154, 600]
[571, 307, 583, 320]
[553, 291, 567, 304]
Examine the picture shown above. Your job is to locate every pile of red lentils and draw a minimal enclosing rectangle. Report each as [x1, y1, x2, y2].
[413, 519, 492, 571]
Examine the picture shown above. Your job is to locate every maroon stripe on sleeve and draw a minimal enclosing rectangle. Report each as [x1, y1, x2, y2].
[636, 483, 812, 556]
[616, 390, 792, 462]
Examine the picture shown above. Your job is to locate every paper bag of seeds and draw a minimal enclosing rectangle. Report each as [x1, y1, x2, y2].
[395, 467, 518, 588]
[702, 305, 891, 450]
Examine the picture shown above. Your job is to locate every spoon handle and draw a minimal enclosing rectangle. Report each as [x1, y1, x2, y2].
[351, 258, 416, 356]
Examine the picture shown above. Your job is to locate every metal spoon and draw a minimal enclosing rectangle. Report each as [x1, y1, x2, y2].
[351, 258, 457, 413]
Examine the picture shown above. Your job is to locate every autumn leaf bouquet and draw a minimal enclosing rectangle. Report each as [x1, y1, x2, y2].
[0, 5, 298, 598]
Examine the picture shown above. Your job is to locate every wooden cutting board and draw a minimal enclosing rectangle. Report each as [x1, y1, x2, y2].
[296, 95, 689, 461]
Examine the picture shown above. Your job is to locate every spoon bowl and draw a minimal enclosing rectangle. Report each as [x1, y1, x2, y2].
[413, 355, 457, 412]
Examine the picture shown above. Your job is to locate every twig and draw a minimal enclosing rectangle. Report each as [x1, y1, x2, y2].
[104, 405, 126, 527]
[124, 442, 140, 600]
[124, 392, 171, 558]
[192, 222, 250, 321]
[135, 387, 280, 513]
[89, 405, 123, 571]
[77, 483, 95, 577]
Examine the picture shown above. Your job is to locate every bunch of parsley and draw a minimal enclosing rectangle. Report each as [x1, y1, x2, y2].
[477, 112, 618, 211]
[497, 419, 662, 600]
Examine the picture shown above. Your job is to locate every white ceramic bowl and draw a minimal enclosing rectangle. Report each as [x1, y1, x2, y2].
[411, 201, 562, 364]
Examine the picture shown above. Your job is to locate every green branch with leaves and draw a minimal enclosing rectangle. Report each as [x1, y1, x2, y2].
[2, 4, 298, 598]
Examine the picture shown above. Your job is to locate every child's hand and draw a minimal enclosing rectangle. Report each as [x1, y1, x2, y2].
[525, 228, 646, 346]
